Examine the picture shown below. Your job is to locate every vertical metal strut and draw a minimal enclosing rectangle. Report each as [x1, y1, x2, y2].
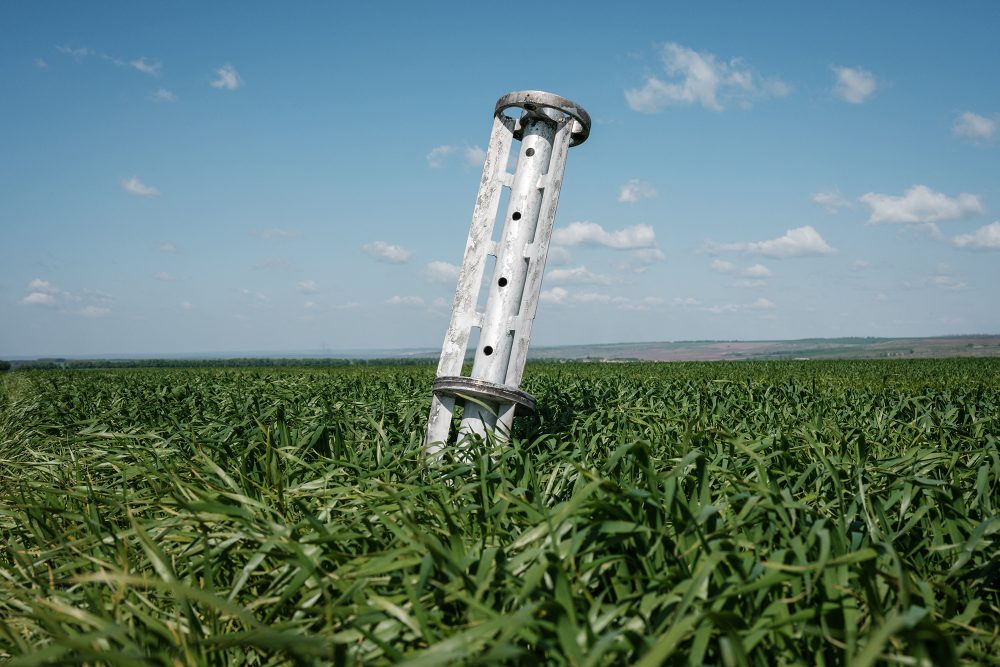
[425, 91, 591, 456]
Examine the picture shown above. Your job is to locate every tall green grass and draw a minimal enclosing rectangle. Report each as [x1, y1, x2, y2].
[1, 360, 997, 664]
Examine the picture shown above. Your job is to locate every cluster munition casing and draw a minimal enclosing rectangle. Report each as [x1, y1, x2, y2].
[425, 91, 591, 454]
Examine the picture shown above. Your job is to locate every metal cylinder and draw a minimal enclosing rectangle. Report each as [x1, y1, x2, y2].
[425, 91, 590, 456]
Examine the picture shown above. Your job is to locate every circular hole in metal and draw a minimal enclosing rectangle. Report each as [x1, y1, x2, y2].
[483, 346, 494, 356]
[525, 147, 535, 157]
[512, 212, 521, 221]
[498, 277, 508, 287]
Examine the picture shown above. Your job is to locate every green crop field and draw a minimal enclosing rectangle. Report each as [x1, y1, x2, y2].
[1, 359, 998, 665]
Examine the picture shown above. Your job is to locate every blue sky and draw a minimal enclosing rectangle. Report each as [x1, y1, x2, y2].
[2, 1, 999, 357]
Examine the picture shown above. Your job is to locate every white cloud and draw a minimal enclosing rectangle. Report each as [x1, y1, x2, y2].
[625, 42, 789, 113]
[852, 260, 872, 271]
[152, 271, 175, 282]
[239, 288, 270, 306]
[673, 297, 700, 306]
[427, 144, 486, 169]
[35, 58, 49, 69]
[552, 221, 657, 249]
[387, 295, 424, 306]
[56, 45, 93, 61]
[149, 88, 176, 102]
[923, 275, 967, 291]
[158, 242, 177, 253]
[744, 263, 771, 277]
[705, 225, 836, 258]
[20, 291, 56, 305]
[832, 66, 876, 104]
[426, 145, 456, 168]
[424, 260, 460, 283]
[859, 185, 984, 224]
[953, 221, 1000, 250]
[121, 177, 160, 198]
[130, 57, 161, 76]
[363, 240, 411, 264]
[618, 179, 657, 203]
[953, 112, 997, 144]
[297, 279, 319, 294]
[710, 259, 736, 273]
[811, 188, 851, 213]
[431, 296, 449, 310]
[180, 301, 194, 310]
[733, 279, 766, 288]
[464, 146, 486, 168]
[545, 266, 613, 285]
[79, 305, 111, 318]
[19, 279, 112, 314]
[540, 287, 569, 304]
[210, 64, 241, 90]
[705, 297, 776, 314]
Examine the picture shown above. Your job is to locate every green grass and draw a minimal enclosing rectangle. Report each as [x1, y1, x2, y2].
[1, 359, 998, 665]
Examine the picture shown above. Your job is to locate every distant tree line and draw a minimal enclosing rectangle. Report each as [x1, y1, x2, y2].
[0, 360, 10, 372]
[6, 357, 437, 371]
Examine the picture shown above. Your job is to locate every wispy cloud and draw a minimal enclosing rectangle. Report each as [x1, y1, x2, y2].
[424, 261, 460, 283]
[704, 297, 776, 314]
[363, 241, 411, 264]
[426, 145, 456, 168]
[56, 45, 94, 61]
[618, 179, 657, 203]
[953, 221, 1000, 250]
[540, 287, 568, 304]
[158, 242, 177, 253]
[464, 146, 486, 168]
[387, 295, 424, 306]
[426, 144, 486, 168]
[704, 225, 835, 258]
[811, 188, 851, 213]
[18, 278, 112, 316]
[35, 58, 49, 69]
[619, 247, 666, 273]
[121, 176, 160, 198]
[539, 287, 664, 310]
[130, 57, 161, 76]
[552, 221, 657, 249]
[952, 112, 997, 145]
[210, 64, 241, 90]
[152, 271, 175, 282]
[297, 279, 319, 294]
[626, 42, 789, 113]
[79, 305, 111, 318]
[149, 88, 176, 103]
[545, 266, 613, 285]
[832, 66, 876, 104]
[859, 185, 984, 224]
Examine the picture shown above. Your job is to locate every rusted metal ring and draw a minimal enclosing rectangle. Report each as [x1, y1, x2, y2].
[432, 376, 537, 415]
[495, 90, 592, 147]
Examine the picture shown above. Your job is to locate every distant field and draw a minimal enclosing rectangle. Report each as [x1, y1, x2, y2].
[1, 360, 998, 664]
[531, 335, 1000, 362]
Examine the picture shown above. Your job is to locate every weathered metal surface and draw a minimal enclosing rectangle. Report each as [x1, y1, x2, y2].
[425, 90, 589, 456]
[432, 376, 536, 414]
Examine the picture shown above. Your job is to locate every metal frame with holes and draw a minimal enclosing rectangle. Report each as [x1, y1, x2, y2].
[425, 91, 590, 456]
